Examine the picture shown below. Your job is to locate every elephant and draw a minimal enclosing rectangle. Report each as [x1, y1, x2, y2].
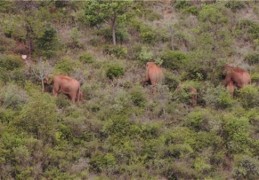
[44, 75, 81, 103]
[189, 86, 198, 106]
[175, 84, 198, 107]
[142, 62, 164, 92]
[223, 65, 251, 95]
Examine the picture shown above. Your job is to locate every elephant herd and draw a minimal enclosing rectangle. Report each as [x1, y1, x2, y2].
[44, 61, 251, 105]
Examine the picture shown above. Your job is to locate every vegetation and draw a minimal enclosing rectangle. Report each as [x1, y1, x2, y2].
[0, 1, 259, 179]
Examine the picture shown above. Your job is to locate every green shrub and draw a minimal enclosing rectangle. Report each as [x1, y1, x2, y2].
[79, 52, 94, 64]
[140, 26, 157, 44]
[9, 68, 26, 86]
[138, 46, 154, 64]
[199, 5, 227, 24]
[55, 94, 71, 109]
[185, 109, 220, 132]
[239, 85, 259, 108]
[237, 20, 259, 40]
[0, 55, 23, 71]
[0, 108, 16, 123]
[237, 19, 255, 32]
[161, 50, 188, 70]
[164, 73, 180, 92]
[174, 1, 191, 10]
[183, 6, 199, 16]
[0, 84, 28, 110]
[103, 45, 127, 59]
[172, 81, 199, 105]
[251, 73, 259, 84]
[90, 153, 116, 173]
[225, 1, 246, 12]
[55, 58, 75, 74]
[221, 114, 249, 154]
[106, 64, 124, 80]
[0, 35, 16, 53]
[193, 157, 211, 173]
[97, 27, 129, 44]
[36, 25, 59, 58]
[130, 88, 146, 107]
[234, 155, 259, 179]
[16, 92, 58, 141]
[68, 27, 83, 49]
[203, 85, 234, 109]
[248, 23, 259, 39]
[244, 53, 259, 65]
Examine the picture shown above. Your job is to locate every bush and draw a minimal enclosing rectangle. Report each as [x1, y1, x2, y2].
[239, 85, 259, 108]
[237, 20, 259, 40]
[130, 88, 146, 107]
[137, 46, 154, 64]
[244, 53, 259, 65]
[68, 27, 83, 49]
[174, 1, 191, 10]
[79, 52, 94, 64]
[225, 1, 246, 12]
[161, 50, 188, 70]
[185, 109, 220, 132]
[103, 45, 127, 59]
[106, 64, 124, 80]
[164, 73, 180, 92]
[55, 94, 71, 109]
[251, 73, 259, 85]
[0, 84, 28, 110]
[172, 81, 199, 105]
[97, 27, 129, 44]
[16, 92, 58, 141]
[36, 25, 59, 58]
[140, 26, 157, 44]
[221, 114, 249, 154]
[9, 68, 26, 86]
[90, 153, 116, 173]
[234, 155, 259, 179]
[0, 108, 16, 123]
[199, 5, 227, 24]
[183, 6, 199, 16]
[55, 58, 75, 74]
[203, 85, 234, 109]
[0, 55, 23, 71]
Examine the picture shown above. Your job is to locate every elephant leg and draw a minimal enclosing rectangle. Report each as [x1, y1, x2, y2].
[52, 84, 60, 97]
[226, 82, 235, 97]
[151, 84, 157, 94]
[52, 88, 58, 97]
[70, 93, 76, 103]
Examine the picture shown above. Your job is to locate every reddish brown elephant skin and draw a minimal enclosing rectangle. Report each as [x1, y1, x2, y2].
[223, 65, 251, 95]
[223, 65, 251, 88]
[142, 62, 164, 93]
[189, 87, 197, 106]
[52, 75, 81, 103]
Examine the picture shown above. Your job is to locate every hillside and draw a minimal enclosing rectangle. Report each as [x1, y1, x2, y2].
[0, 1, 259, 179]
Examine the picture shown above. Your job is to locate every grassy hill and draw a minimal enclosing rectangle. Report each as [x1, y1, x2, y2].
[0, 1, 259, 179]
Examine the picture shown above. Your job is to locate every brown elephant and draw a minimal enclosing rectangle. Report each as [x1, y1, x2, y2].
[142, 62, 164, 92]
[223, 65, 251, 95]
[189, 87, 198, 106]
[45, 75, 81, 103]
[176, 84, 197, 107]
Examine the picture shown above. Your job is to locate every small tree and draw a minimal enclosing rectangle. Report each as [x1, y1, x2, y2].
[31, 59, 53, 92]
[84, 0, 133, 45]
